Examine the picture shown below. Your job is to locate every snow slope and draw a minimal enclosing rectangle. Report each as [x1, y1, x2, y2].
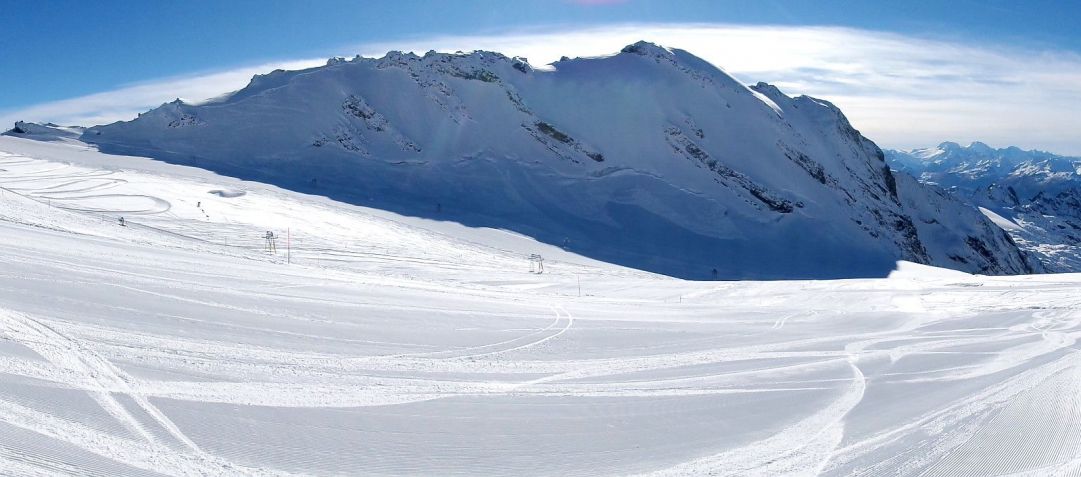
[887, 142, 1081, 272]
[66, 42, 1035, 279]
[2, 121, 84, 142]
[3, 134, 1081, 476]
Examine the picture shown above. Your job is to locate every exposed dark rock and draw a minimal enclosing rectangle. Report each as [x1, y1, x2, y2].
[536, 122, 573, 144]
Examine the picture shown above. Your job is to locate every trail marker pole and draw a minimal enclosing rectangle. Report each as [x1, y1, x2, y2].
[577, 274, 581, 297]
[287, 228, 291, 264]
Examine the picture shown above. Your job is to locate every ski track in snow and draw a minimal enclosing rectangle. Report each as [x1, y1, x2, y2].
[3, 141, 1081, 475]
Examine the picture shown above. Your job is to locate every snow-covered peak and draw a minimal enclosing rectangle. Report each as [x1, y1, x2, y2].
[78, 43, 1036, 278]
[619, 40, 674, 57]
[750, 82, 785, 100]
[968, 141, 994, 154]
[936, 141, 962, 152]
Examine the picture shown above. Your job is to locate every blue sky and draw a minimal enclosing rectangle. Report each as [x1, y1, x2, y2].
[4, 0, 1081, 153]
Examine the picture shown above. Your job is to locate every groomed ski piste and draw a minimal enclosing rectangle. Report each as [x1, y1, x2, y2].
[2, 134, 1081, 476]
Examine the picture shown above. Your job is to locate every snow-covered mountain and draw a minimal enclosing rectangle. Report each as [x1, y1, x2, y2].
[55, 41, 1035, 278]
[887, 142, 1081, 271]
[2, 120, 84, 141]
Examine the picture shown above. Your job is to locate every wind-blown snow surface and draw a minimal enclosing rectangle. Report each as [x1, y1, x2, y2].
[75, 42, 1034, 279]
[3, 136, 1081, 476]
[887, 142, 1081, 272]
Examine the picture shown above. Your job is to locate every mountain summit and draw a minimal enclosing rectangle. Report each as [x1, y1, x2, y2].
[76, 42, 1036, 278]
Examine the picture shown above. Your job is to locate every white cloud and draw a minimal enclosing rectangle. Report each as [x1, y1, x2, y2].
[5, 23, 1081, 154]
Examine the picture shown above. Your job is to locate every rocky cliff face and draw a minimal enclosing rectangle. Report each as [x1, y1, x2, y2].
[76, 42, 1036, 278]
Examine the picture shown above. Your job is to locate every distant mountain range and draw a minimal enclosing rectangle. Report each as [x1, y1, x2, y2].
[6, 42, 1038, 279]
[887, 142, 1081, 272]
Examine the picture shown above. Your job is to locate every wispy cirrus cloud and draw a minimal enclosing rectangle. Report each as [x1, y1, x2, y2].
[4, 23, 1081, 154]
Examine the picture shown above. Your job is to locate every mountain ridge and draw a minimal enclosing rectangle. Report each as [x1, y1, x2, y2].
[887, 142, 1081, 272]
[13, 41, 1039, 278]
